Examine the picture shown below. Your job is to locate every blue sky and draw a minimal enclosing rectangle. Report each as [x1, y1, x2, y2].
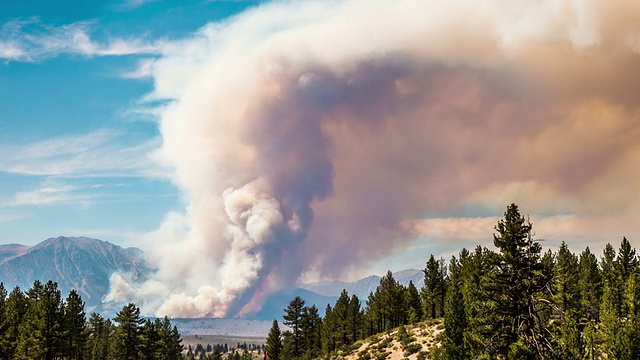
[0, 0, 261, 245]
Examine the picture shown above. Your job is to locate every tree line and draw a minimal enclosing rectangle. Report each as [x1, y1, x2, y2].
[183, 342, 265, 360]
[0, 280, 182, 360]
[266, 203, 640, 359]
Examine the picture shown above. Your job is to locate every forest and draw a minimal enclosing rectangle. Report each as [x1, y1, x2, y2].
[0, 280, 182, 360]
[264, 204, 640, 360]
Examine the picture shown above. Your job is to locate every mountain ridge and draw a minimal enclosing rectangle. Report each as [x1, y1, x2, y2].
[0, 236, 424, 320]
[0, 236, 150, 313]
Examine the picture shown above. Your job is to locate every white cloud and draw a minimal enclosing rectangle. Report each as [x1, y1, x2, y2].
[113, 0, 159, 11]
[0, 17, 167, 62]
[0, 129, 170, 179]
[5, 184, 91, 206]
[122, 58, 156, 79]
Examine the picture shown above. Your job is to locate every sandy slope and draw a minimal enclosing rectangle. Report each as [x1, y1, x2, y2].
[337, 320, 444, 360]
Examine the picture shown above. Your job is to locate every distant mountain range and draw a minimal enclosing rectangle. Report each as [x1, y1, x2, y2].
[0, 236, 151, 313]
[298, 268, 424, 299]
[0, 236, 424, 321]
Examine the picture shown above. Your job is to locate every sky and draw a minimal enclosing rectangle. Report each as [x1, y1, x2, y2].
[3, 0, 640, 317]
[0, 0, 259, 245]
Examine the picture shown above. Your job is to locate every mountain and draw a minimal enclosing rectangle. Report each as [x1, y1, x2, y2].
[0, 236, 151, 313]
[0, 235, 424, 322]
[298, 268, 424, 299]
[251, 287, 338, 321]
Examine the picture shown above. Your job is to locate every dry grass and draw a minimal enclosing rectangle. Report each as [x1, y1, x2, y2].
[338, 320, 443, 360]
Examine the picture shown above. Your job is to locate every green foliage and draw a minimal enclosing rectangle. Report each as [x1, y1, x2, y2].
[64, 289, 87, 359]
[283, 296, 305, 358]
[112, 302, 145, 360]
[485, 204, 552, 358]
[266, 320, 283, 360]
[0, 280, 182, 360]
[423, 256, 447, 319]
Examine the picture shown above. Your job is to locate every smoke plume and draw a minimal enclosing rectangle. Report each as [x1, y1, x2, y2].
[107, 0, 640, 317]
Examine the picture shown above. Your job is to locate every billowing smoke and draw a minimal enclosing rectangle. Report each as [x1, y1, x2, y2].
[107, 0, 640, 317]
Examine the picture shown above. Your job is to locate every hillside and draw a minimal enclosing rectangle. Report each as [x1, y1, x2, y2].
[0, 236, 151, 313]
[338, 321, 444, 360]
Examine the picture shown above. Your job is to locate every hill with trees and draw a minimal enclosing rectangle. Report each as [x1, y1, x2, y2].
[262, 204, 640, 360]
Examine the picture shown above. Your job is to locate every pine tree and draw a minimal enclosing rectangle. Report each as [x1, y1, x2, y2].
[63, 289, 86, 359]
[0, 282, 7, 357]
[86, 312, 113, 360]
[266, 320, 283, 360]
[423, 255, 445, 319]
[331, 290, 349, 347]
[457, 246, 491, 358]
[578, 246, 602, 322]
[138, 319, 158, 360]
[112, 303, 144, 360]
[405, 281, 423, 324]
[155, 316, 183, 360]
[1, 286, 26, 359]
[16, 280, 47, 359]
[321, 304, 337, 353]
[485, 204, 552, 358]
[301, 305, 322, 357]
[553, 242, 580, 318]
[283, 296, 305, 358]
[440, 256, 468, 359]
[379, 271, 406, 328]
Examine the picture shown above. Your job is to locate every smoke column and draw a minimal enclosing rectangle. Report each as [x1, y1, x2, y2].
[107, 0, 640, 317]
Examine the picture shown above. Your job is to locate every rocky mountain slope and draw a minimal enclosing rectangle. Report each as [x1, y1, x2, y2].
[0, 236, 150, 313]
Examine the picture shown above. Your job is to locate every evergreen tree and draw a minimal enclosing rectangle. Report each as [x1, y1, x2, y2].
[423, 255, 446, 318]
[301, 305, 322, 357]
[578, 246, 602, 322]
[485, 204, 552, 358]
[112, 303, 144, 360]
[41, 281, 65, 360]
[1, 286, 26, 359]
[440, 256, 468, 359]
[283, 296, 305, 358]
[64, 289, 86, 359]
[405, 281, 423, 324]
[379, 271, 407, 328]
[553, 242, 580, 318]
[155, 316, 183, 360]
[266, 320, 283, 360]
[0, 282, 7, 357]
[138, 319, 158, 360]
[321, 304, 337, 353]
[86, 312, 113, 360]
[346, 295, 361, 343]
[457, 246, 492, 358]
[331, 290, 349, 347]
[16, 280, 47, 359]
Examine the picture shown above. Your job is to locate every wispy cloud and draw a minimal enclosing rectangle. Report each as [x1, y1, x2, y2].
[121, 58, 156, 79]
[0, 17, 167, 62]
[0, 129, 170, 179]
[5, 183, 96, 206]
[113, 0, 160, 12]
